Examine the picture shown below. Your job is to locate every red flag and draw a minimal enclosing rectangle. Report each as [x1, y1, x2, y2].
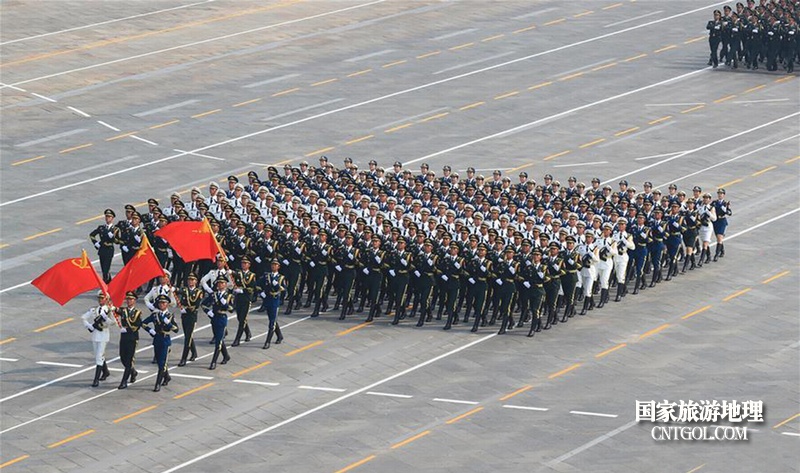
[32, 250, 108, 306]
[107, 235, 165, 306]
[154, 218, 227, 263]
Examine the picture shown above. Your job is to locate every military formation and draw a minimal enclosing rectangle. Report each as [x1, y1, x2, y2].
[706, 1, 799, 72]
[85, 157, 733, 391]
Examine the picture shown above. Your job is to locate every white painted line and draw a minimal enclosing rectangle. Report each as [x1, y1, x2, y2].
[554, 58, 618, 78]
[233, 380, 280, 387]
[0, 358, 19, 362]
[554, 161, 608, 168]
[169, 373, 214, 380]
[513, 7, 559, 20]
[243, 73, 301, 89]
[36, 361, 83, 368]
[431, 28, 477, 41]
[298, 386, 347, 393]
[8, 0, 389, 88]
[372, 107, 450, 131]
[344, 49, 395, 62]
[15, 128, 87, 148]
[634, 151, 685, 161]
[39, 155, 139, 183]
[646, 102, 706, 106]
[174, 149, 225, 161]
[366, 391, 413, 399]
[547, 420, 637, 467]
[606, 113, 800, 183]
[433, 51, 515, 75]
[30, 92, 57, 103]
[107, 367, 149, 373]
[599, 120, 676, 147]
[160, 334, 497, 473]
[249, 162, 271, 166]
[432, 398, 479, 405]
[503, 404, 549, 412]
[570, 410, 619, 418]
[130, 135, 159, 146]
[726, 208, 800, 242]
[732, 98, 791, 104]
[0, 239, 85, 273]
[260, 98, 344, 122]
[781, 432, 800, 437]
[605, 11, 664, 28]
[96, 120, 120, 132]
[133, 99, 199, 117]
[66, 106, 91, 118]
[0, 83, 27, 92]
[0, 0, 216, 45]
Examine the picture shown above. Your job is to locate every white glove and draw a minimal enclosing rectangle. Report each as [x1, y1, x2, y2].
[526, 260, 532, 266]
[94, 242, 101, 249]
[295, 247, 301, 254]
[454, 262, 460, 269]
[255, 256, 262, 263]
[401, 259, 407, 266]
[414, 270, 421, 277]
[272, 280, 279, 287]
[120, 327, 127, 333]
[480, 265, 486, 272]
[260, 292, 266, 298]
[148, 328, 156, 336]
[441, 275, 448, 281]
[107, 231, 114, 239]
[375, 256, 381, 263]
[509, 266, 515, 274]
[134, 235, 142, 243]
[180, 308, 186, 314]
[468, 277, 475, 284]
[167, 249, 173, 258]
[335, 265, 342, 272]
[240, 242, 246, 249]
[568, 259, 574, 265]
[389, 269, 396, 277]
[228, 255, 235, 261]
[427, 258, 433, 266]
[537, 272, 545, 279]
[234, 288, 243, 294]
[122, 245, 129, 252]
[495, 278, 503, 286]
[523, 281, 531, 289]
[309, 261, 316, 268]
[282, 259, 289, 266]
[207, 311, 214, 318]
[322, 250, 328, 256]
[363, 268, 369, 275]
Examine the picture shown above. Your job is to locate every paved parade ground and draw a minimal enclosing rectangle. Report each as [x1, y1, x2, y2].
[1, 1, 798, 472]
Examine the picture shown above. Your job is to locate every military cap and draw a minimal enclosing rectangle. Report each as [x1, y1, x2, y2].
[670, 201, 680, 207]
[125, 204, 136, 211]
[237, 221, 246, 228]
[468, 234, 479, 241]
[591, 177, 601, 184]
[291, 226, 301, 233]
[565, 235, 576, 243]
[584, 230, 595, 238]
[241, 256, 251, 264]
[270, 259, 281, 266]
[692, 186, 702, 192]
[532, 248, 543, 256]
[653, 207, 664, 213]
[521, 239, 532, 246]
[155, 294, 171, 304]
[396, 236, 407, 244]
[131, 212, 142, 219]
[104, 208, 116, 218]
[394, 161, 402, 167]
[717, 188, 726, 194]
[540, 233, 550, 240]
[548, 241, 560, 249]
[147, 198, 159, 206]
[228, 175, 239, 183]
[125, 291, 138, 299]
[187, 273, 198, 280]
[449, 241, 459, 249]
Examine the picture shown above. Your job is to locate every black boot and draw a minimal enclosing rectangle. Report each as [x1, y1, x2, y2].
[311, 299, 322, 317]
[416, 308, 425, 327]
[275, 324, 283, 344]
[209, 346, 220, 369]
[689, 254, 696, 270]
[649, 270, 658, 287]
[391, 308, 401, 325]
[713, 246, 720, 262]
[91, 365, 102, 387]
[633, 276, 641, 295]
[130, 368, 138, 384]
[263, 326, 274, 349]
[579, 298, 590, 315]
[682, 256, 690, 273]
[719, 243, 725, 257]
[665, 262, 673, 281]
[339, 300, 348, 320]
[153, 372, 163, 392]
[366, 304, 376, 323]
[231, 327, 243, 347]
[597, 290, 606, 308]
[443, 311, 454, 330]
[99, 361, 110, 381]
[161, 369, 171, 386]
[245, 326, 251, 342]
[220, 342, 230, 364]
[615, 283, 623, 301]
[118, 367, 129, 389]
[527, 317, 539, 337]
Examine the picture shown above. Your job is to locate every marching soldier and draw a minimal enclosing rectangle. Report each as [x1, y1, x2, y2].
[542, 242, 563, 329]
[231, 257, 257, 346]
[259, 259, 287, 349]
[89, 209, 119, 282]
[333, 232, 359, 320]
[412, 239, 437, 326]
[612, 218, 635, 301]
[631, 213, 651, 294]
[648, 208, 668, 287]
[440, 242, 465, 330]
[707, 10, 724, 67]
[594, 223, 615, 308]
[280, 226, 304, 315]
[362, 235, 387, 323]
[177, 273, 203, 366]
[144, 272, 177, 312]
[387, 237, 413, 325]
[559, 235, 582, 322]
[120, 212, 145, 266]
[116, 291, 142, 389]
[712, 188, 732, 261]
[664, 202, 684, 280]
[681, 200, 700, 272]
[577, 231, 599, 315]
[495, 246, 519, 334]
[308, 229, 333, 317]
[142, 295, 179, 392]
[468, 243, 493, 332]
[524, 248, 548, 337]
[82, 291, 115, 387]
[202, 277, 233, 370]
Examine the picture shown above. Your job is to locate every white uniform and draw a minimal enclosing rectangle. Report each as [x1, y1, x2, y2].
[578, 243, 598, 297]
[82, 305, 115, 365]
[202, 268, 231, 293]
[612, 231, 635, 283]
[595, 236, 615, 290]
[698, 205, 717, 243]
[144, 284, 177, 311]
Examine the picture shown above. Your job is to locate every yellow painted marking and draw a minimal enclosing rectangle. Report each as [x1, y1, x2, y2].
[385, 123, 413, 133]
[59, 142, 93, 153]
[11, 155, 45, 166]
[420, 112, 450, 122]
[681, 104, 705, 114]
[543, 150, 571, 161]
[48, 429, 95, 448]
[0, 244, 8, 250]
[23, 227, 62, 241]
[574, 10, 594, 18]
[722, 287, 751, 302]
[615, 126, 639, 136]
[149, 119, 180, 129]
[391, 430, 432, 448]
[337, 322, 373, 336]
[446, 406, 484, 424]
[591, 62, 617, 72]
[743, 84, 766, 93]
[346, 68, 372, 77]
[173, 382, 215, 399]
[602, 2, 624, 9]
[494, 91, 519, 100]
[752, 165, 777, 177]
[639, 323, 670, 340]
[654, 44, 677, 53]
[311, 78, 338, 87]
[382, 59, 407, 68]
[513, 24, 537, 34]
[481, 34, 505, 42]
[272, 87, 300, 97]
[33, 317, 73, 333]
[345, 134, 374, 145]
[0, 454, 29, 469]
[713, 94, 736, 104]
[106, 131, 136, 141]
[559, 72, 584, 81]
[773, 412, 800, 429]
[449, 42, 474, 51]
[717, 178, 743, 188]
[681, 305, 712, 320]
[775, 76, 795, 84]
[763, 271, 790, 284]
[686, 464, 706, 473]
[285, 340, 323, 356]
[232, 98, 262, 108]
[684, 35, 706, 44]
[231, 360, 272, 377]
[579, 138, 606, 148]
[595, 343, 627, 359]
[544, 18, 566, 26]
[499, 385, 533, 401]
[0, 337, 16, 345]
[785, 156, 800, 164]
[113, 404, 158, 423]
[548, 363, 581, 379]
[75, 214, 103, 225]
[459, 101, 485, 111]
[528, 81, 553, 90]
[416, 51, 441, 59]
[648, 115, 672, 125]
[624, 53, 647, 62]
[191, 108, 221, 119]
[335, 455, 376, 473]
[305, 146, 334, 157]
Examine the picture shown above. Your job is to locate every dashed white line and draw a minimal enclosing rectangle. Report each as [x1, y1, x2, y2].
[66, 106, 91, 117]
[0, 82, 27, 92]
[36, 361, 83, 368]
[731, 98, 791, 104]
[30, 92, 57, 103]
[570, 410, 619, 418]
[781, 432, 800, 437]
[633, 150, 686, 161]
[134, 99, 200, 117]
[15, 128, 87, 148]
[0, 358, 19, 362]
[108, 367, 149, 374]
[298, 386, 347, 393]
[432, 51, 515, 75]
[96, 120, 120, 132]
[39, 154, 140, 183]
[513, 7, 559, 20]
[502, 404, 549, 412]
[233, 380, 280, 387]
[131, 135, 159, 146]
[430, 28, 477, 41]
[169, 373, 214, 380]
[243, 73, 301, 89]
[366, 391, 413, 399]
[432, 398, 479, 405]
[344, 49, 395, 62]
[174, 149, 225, 161]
